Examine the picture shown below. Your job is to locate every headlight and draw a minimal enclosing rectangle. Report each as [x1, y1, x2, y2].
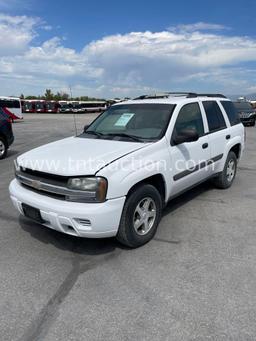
[67, 177, 107, 203]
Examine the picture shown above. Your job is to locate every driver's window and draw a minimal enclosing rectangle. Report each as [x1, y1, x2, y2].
[174, 103, 204, 137]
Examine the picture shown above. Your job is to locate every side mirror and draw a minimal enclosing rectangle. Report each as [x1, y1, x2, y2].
[172, 128, 199, 145]
[84, 124, 89, 133]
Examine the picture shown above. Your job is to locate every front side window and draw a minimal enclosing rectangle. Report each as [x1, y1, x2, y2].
[173, 102, 204, 137]
[203, 101, 226, 132]
[84, 104, 176, 141]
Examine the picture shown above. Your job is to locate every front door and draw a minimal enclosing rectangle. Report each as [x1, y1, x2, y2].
[169, 102, 211, 195]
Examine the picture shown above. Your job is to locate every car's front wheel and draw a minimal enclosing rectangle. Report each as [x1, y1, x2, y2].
[117, 184, 162, 248]
[0, 137, 7, 160]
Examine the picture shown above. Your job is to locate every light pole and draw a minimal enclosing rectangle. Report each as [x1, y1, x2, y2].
[69, 85, 73, 100]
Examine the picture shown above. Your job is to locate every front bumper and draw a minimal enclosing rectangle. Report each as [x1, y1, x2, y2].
[9, 179, 125, 238]
[240, 116, 256, 125]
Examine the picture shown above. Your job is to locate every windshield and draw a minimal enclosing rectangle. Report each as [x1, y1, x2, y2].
[60, 104, 69, 109]
[73, 104, 81, 109]
[25, 102, 33, 110]
[233, 102, 253, 111]
[46, 102, 55, 110]
[84, 104, 175, 141]
[36, 102, 44, 109]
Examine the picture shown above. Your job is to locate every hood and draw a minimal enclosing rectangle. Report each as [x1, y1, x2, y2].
[238, 109, 255, 114]
[17, 136, 150, 176]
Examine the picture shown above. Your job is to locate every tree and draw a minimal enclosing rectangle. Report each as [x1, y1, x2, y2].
[44, 89, 54, 100]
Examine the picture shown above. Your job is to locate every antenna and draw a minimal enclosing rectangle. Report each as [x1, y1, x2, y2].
[69, 84, 78, 136]
[73, 112, 78, 136]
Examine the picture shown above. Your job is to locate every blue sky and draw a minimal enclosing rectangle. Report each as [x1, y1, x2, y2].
[1, 0, 256, 98]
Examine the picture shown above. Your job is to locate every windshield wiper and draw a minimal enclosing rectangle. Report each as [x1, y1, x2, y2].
[104, 133, 143, 142]
[84, 130, 104, 138]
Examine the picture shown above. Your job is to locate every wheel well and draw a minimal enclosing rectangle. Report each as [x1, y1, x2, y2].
[127, 174, 166, 205]
[230, 144, 241, 159]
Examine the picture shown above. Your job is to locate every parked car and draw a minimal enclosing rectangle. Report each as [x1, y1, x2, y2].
[0, 109, 14, 159]
[10, 93, 244, 247]
[233, 101, 256, 126]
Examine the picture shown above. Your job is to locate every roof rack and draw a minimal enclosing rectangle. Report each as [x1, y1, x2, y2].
[133, 93, 170, 100]
[133, 92, 226, 100]
[196, 93, 227, 98]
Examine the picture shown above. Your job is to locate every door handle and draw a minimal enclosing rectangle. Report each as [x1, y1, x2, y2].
[226, 135, 231, 140]
[202, 143, 208, 149]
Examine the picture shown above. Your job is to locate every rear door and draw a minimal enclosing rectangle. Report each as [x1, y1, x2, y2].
[201, 100, 229, 172]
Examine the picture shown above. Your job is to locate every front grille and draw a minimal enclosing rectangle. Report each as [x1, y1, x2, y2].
[21, 182, 65, 200]
[16, 168, 92, 202]
[239, 113, 250, 118]
[16, 168, 71, 200]
[21, 168, 68, 185]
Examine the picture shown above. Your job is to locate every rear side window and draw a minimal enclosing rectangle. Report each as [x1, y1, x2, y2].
[203, 101, 227, 132]
[221, 101, 241, 126]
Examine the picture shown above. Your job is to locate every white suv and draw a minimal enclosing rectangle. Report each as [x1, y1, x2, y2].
[9, 93, 245, 248]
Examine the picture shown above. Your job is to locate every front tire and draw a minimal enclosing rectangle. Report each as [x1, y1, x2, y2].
[0, 137, 7, 160]
[212, 151, 237, 189]
[116, 184, 162, 248]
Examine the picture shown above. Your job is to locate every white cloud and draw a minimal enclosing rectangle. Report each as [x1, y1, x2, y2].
[41, 24, 53, 31]
[168, 22, 230, 33]
[0, 15, 256, 97]
[0, 14, 40, 55]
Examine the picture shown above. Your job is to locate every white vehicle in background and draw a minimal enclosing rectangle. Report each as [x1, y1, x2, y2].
[9, 93, 244, 248]
[0, 96, 23, 120]
[79, 101, 107, 113]
[59, 101, 73, 113]
[71, 101, 80, 113]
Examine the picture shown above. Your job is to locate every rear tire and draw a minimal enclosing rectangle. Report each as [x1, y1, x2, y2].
[116, 184, 162, 248]
[250, 120, 255, 127]
[0, 137, 7, 160]
[212, 151, 237, 189]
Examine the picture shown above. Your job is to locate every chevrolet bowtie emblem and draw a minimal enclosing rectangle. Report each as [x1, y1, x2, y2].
[31, 180, 42, 190]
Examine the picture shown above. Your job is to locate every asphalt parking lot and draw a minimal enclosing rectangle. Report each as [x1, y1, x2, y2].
[1, 114, 256, 341]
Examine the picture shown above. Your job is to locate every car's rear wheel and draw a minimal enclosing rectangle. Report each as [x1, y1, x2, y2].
[250, 120, 255, 127]
[116, 184, 162, 248]
[0, 137, 7, 160]
[212, 151, 237, 189]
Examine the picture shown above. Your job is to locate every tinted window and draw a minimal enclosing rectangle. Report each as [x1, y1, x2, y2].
[221, 101, 241, 126]
[203, 101, 226, 132]
[0, 108, 9, 120]
[174, 103, 204, 137]
[233, 102, 252, 111]
[0, 99, 20, 108]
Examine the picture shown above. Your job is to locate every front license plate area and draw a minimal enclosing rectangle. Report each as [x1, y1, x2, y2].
[22, 204, 45, 223]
